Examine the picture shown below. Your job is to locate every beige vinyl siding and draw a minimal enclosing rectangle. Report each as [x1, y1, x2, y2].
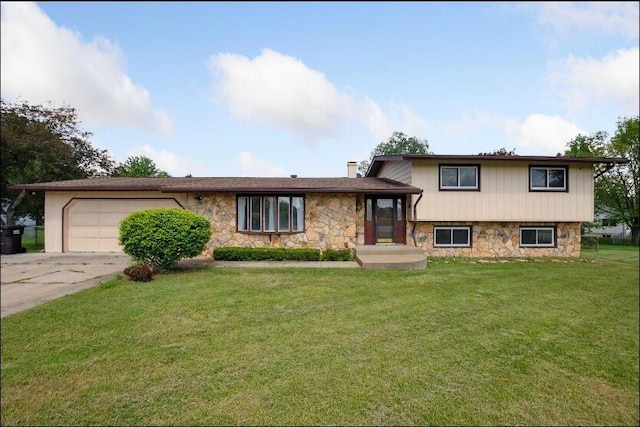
[377, 160, 412, 184]
[44, 191, 188, 253]
[411, 161, 594, 222]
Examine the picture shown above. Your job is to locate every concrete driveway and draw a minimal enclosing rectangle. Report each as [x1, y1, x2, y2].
[1, 252, 360, 318]
[1, 252, 132, 318]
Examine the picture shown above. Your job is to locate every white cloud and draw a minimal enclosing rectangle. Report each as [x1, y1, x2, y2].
[208, 49, 353, 143]
[548, 47, 640, 114]
[125, 145, 211, 177]
[436, 111, 584, 155]
[361, 99, 429, 143]
[207, 48, 424, 144]
[535, 2, 639, 40]
[0, 2, 173, 134]
[506, 114, 585, 155]
[234, 152, 287, 177]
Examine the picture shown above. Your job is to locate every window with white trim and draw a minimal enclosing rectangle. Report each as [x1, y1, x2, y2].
[520, 227, 555, 247]
[530, 167, 567, 191]
[434, 226, 472, 247]
[238, 195, 304, 233]
[439, 165, 479, 190]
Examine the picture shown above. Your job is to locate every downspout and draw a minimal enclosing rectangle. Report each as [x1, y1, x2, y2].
[411, 191, 423, 246]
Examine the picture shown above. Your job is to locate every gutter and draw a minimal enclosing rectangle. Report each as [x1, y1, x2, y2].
[411, 191, 424, 246]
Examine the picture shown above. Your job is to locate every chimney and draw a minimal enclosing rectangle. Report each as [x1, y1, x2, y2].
[347, 161, 358, 178]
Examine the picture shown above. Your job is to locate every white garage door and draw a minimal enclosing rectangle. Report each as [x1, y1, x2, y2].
[66, 198, 182, 252]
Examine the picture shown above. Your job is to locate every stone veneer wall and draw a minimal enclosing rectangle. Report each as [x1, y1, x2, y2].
[410, 221, 582, 258]
[190, 193, 365, 257]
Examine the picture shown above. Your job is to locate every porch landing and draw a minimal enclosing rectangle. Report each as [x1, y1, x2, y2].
[354, 245, 427, 270]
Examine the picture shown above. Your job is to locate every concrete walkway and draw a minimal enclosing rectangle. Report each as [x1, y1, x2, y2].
[1, 253, 360, 318]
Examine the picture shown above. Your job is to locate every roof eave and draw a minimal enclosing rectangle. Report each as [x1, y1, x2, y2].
[367, 154, 629, 177]
[8, 185, 164, 192]
[162, 187, 422, 194]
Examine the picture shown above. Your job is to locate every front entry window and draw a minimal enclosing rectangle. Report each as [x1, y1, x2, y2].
[376, 198, 394, 243]
[365, 196, 407, 245]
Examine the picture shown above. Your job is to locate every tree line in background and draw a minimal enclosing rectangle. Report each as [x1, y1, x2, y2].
[1, 98, 638, 245]
[1, 98, 171, 226]
[563, 117, 639, 245]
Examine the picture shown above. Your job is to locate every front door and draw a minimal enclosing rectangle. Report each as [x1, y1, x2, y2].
[364, 196, 406, 245]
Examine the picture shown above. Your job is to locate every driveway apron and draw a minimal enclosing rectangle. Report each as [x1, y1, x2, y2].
[1, 253, 131, 318]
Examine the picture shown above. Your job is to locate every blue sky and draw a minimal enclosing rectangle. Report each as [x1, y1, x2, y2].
[1, 2, 638, 177]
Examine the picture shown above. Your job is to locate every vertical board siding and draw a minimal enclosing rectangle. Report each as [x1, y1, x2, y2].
[377, 161, 412, 184]
[412, 161, 594, 221]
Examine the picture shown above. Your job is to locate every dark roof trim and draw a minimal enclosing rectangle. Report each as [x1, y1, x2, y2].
[163, 187, 420, 194]
[367, 154, 629, 176]
[9, 177, 422, 195]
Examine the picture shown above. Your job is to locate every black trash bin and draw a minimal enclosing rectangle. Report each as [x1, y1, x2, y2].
[1, 225, 25, 255]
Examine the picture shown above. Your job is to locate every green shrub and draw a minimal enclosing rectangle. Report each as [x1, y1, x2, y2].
[213, 247, 321, 261]
[602, 238, 636, 246]
[123, 264, 154, 282]
[119, 208, 211, 272]
[598, 237, 613, 245]
[322, 248, 353, 261]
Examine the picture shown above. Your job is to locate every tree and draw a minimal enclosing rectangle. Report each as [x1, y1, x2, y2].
[112, 155, 170, 177]
[565, 117, 639, 245]
[478, 147, 517, 156]
[359, 131, 430, 176]
[1, 98, 115, 226]
[563, 132, 607, 158]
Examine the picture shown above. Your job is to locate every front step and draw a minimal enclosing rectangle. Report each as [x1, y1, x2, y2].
[354, 245, 426, 270]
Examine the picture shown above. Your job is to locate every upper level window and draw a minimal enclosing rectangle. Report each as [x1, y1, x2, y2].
[238, 195, 304, 233]
[439, 165, 479, 190]
[530, 166, 567, 191]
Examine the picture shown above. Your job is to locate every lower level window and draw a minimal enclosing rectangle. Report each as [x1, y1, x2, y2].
[238, 195, 304, 233]
[434, 226, 471, 247]
[520, 227, 555, 247]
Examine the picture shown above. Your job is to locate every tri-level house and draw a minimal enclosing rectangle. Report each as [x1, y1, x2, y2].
[11, 154, 627, 261]
[367, 154, 627, 258]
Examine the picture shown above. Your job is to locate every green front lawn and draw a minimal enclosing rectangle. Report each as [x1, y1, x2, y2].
[2, 247, 638, 426]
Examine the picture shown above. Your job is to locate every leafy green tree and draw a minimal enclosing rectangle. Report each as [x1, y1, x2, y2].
[563, 132, 607, 158]
[359, 131, 430, 176]
[565, 116, 639, 245]
[112, 155, 170, 177]
[478, 148, 517, 156]
[1, 98, 115, 226]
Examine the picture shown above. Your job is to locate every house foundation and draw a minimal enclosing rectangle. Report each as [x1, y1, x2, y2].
[410, 221, 581, 258]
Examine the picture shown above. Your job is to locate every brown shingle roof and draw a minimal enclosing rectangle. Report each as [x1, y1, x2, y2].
[10, 176, 422, 194]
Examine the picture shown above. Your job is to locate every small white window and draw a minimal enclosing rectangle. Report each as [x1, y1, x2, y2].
[250, 196, 262, 232]
[434, 226, 471, 247]
[520, 227, 555, 247]
[440, 166, 479, 190]
[291, 197, 304, 232]
[237, 197, 248, 231]
[278, 197, 290, 232]
[530, 167, 566, 191]
[263, 196, 276, 232]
